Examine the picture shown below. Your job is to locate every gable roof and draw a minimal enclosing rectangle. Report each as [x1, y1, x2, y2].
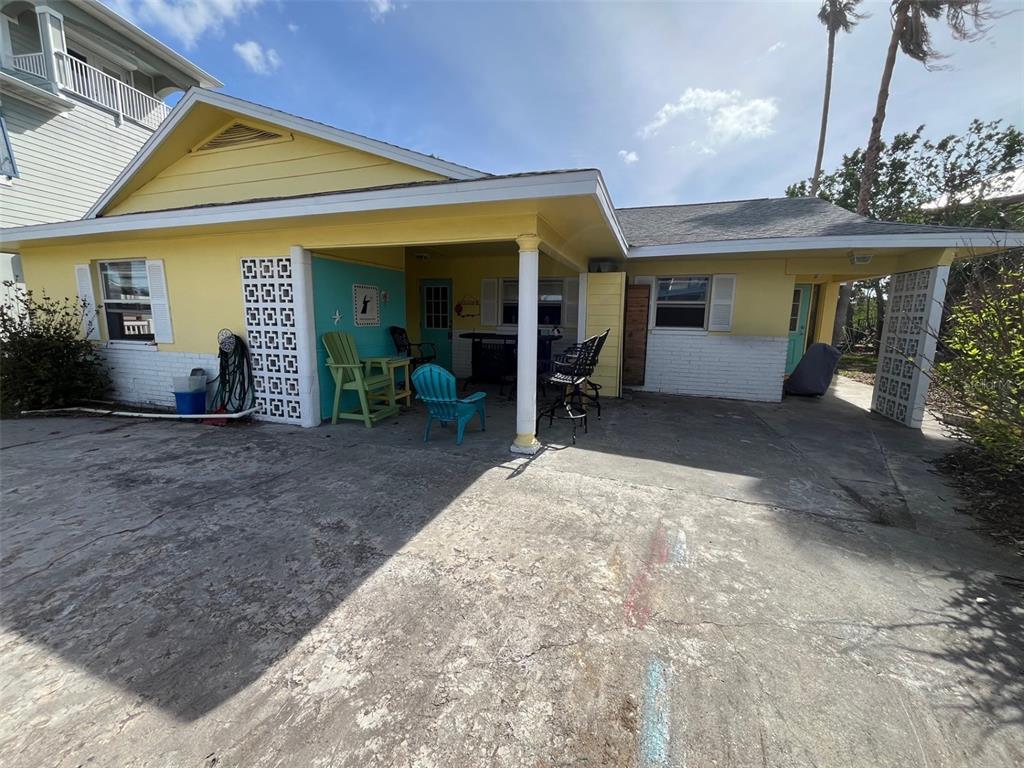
[86, 89, 489, 218]
[616, 196, 1004, 248]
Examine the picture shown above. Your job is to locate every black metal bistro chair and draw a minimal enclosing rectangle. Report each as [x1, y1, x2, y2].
[551, 328, 610, 418]
[388, 326, 436, 370]
[536, 332, 602, 444]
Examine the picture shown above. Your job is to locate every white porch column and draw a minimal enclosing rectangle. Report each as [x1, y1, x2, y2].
[511, 235, 542, 454]
[35, 6, 65, 89]
[290, 245, 321, 428]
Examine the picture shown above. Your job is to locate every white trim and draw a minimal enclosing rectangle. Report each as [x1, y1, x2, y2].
[2, 171, 610, 249]
[627, 231, 1024, 258]
[576, 272, 588, 342]
[0, 71, 76, 111]
[593, 173, 629, 256]
[290, 246, 320, 428]
[68, 0, 221, 88]
[84, 89, 486, 218]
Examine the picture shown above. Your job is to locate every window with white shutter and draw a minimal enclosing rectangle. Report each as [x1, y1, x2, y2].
[74, 264, 100, 340]
[708, 274, 736, 332]
[480, 278, 498, 325]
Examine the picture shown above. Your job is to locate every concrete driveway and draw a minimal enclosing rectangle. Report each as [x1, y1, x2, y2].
[1, 379, 1022, 767]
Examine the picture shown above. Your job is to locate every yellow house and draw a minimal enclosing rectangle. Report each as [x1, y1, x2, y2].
[2, 89, 1021, 449]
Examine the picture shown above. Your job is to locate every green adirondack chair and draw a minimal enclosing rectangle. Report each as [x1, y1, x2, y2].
[322, 331, 398, 427]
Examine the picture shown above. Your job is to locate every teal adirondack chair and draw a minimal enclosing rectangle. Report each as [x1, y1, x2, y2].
[322, 331, 398, 427]
[411, 364, 486, 445]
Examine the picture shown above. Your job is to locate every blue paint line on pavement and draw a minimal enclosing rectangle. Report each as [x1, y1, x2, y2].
[639, 656, 671, 767]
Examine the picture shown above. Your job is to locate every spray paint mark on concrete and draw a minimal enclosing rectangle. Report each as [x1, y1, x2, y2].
[624, 521, 672, 628]
[639, 657, 671, 767]
[673, 529, 688, 567]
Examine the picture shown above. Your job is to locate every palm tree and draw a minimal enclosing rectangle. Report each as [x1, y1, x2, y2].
[856, 0, 993, 215]
[811, 1, 866, 197]
[830, 1, 993, 347]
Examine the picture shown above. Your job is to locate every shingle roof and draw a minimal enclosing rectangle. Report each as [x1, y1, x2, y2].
[615, 196, 1000, 247]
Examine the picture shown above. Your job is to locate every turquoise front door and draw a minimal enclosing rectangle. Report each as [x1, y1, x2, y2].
[786, 284, 812, 374]
[421, 279, 452, 371]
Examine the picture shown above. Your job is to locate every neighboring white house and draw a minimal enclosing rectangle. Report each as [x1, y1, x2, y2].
[0, 0, 220, 295]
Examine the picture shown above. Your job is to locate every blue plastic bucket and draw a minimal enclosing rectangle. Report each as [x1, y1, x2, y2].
[173, 390, 206, 415]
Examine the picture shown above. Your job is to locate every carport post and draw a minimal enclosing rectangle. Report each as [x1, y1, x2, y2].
[290, 245, 321, 428]
[511, 235, 542, 455]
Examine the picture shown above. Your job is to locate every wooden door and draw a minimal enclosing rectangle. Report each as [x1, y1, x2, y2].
[622, 284, 650, 386]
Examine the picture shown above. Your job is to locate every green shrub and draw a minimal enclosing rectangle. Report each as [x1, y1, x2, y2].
[0, 283, 109, 416]
[932, 255, 1024, 472]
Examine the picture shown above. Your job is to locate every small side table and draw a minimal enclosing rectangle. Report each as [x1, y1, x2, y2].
[385, 357, 413, 407]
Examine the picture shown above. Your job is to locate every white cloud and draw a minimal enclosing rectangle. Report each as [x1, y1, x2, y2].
[287, 22, 299, 33]
[618, 149, 639, 165]
[639, 87, 778, 150]
[233, 40, 281, 75]
[368, 0, 395, 19]
[640, 88, 739, 139]
[707, 98, 778, 143]
[113, 0, 265, 49]
[767, 41, 785, 54]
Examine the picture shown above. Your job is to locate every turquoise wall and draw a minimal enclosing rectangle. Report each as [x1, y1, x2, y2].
[312, 256, 407, 421]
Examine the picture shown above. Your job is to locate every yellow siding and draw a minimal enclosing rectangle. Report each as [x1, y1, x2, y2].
[403, 248, 575, 340]
[18, 207, 542, 354]
[585, 272, 625, 397]
[625, 258, 794, 337]
[105, 130, 446, 215]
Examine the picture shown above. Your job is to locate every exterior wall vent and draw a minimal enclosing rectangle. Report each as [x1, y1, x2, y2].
[198, 122, 282, 151]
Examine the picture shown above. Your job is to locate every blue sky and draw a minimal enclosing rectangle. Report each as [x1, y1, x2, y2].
[108, 0, 1023, 208]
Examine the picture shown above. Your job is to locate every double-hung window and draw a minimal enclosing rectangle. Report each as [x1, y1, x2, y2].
[99, 260, 155, 341]
[654, 276, 710, 329]
[501, 278, 564, 326]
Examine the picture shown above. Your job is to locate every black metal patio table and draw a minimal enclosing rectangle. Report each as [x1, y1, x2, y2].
[459, 331, 562, 397]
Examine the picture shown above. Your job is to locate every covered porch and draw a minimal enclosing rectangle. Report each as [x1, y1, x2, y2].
[248, 183, 626, 453]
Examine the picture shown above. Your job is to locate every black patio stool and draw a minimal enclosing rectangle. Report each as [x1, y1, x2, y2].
[549, 328, 610, 418]
[536, 333, 601, 444]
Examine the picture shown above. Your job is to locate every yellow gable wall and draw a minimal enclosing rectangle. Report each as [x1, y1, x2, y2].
[104, 128, 447, 216]
[625, 258, 795, 337]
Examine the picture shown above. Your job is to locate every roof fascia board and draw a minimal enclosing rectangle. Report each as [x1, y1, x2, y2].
[593, 172, 628, 257]
[84, 89, 486, 219]
[70, 0, 222, 87]
[627, 231, 1024, 258]
[3, 171, 606, 249]
[0, 72, 75, 111]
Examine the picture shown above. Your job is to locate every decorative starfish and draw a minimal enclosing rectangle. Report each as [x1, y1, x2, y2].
[332, 310, 342, 325]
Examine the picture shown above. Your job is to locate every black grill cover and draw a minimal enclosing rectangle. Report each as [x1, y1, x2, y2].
[784, 343, 842, 396]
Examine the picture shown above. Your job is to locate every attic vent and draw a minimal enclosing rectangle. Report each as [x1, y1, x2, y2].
[198, 122, 282, 151]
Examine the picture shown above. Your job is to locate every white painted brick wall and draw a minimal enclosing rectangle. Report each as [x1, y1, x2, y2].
[97, 345, 220, 408]
[637, 333, 786, 403]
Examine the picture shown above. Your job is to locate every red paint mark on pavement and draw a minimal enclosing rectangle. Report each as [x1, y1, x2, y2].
[624, 521, 671, 629]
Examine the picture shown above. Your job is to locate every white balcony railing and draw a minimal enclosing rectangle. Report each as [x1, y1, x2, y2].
[54, 52, 169, 130]
[11, 52, 46, 79]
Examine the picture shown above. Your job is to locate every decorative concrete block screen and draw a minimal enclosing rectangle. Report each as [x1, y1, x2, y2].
[872, 265, 949, 428]
[241, 256, 303, 424]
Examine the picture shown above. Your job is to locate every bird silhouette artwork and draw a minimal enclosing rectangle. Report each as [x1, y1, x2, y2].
[361, 295, 371, 315]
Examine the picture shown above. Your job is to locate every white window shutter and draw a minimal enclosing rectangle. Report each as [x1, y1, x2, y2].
[563, 277, 578, 328]
[145, 259, 174, 344]
[633, 276, 655, 330]
[74, 264, 100, 340]
[480, 278, 497, 326]
[708, 274, 736, 332]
